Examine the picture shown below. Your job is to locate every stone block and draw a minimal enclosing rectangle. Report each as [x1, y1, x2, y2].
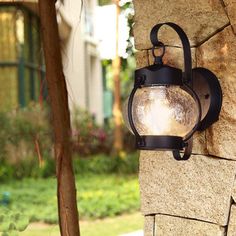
[144, 215, 155, 236]
[197, 26, 236, 159]
[139, 151, 236, 225]
[206, 116, 236, 160]
[223, 0, 236, 34]
[192, 131, 208, 155]
[154, 214, 225, 236]
[228, 205, 236, 236]
[133, 0, 229, 49]
[135, 50, 149, 69]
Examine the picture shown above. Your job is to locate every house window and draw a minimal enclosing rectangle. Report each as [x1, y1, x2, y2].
[0, 5, 45, 111]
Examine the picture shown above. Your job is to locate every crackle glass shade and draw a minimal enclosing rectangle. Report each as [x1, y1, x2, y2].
[123, 85, 200, 138]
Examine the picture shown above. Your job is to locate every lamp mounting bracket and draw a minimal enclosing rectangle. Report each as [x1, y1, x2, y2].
[192, 67, 222, 131]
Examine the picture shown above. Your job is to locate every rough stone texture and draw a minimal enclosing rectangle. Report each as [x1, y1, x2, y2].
[134, 0, 236, 235]
[223, 0, 236, 34]
[192, 131, 208, 155]
[135, 50, 149, 69]
[133, 0, 229, 49]
[144, 215, 155, 236]
[197, 26, 236, 160]
[139, 151, 236, 225]
[206, 117, 236, 160]
[154, 214, 225, 236]
[227, 205, 236, 236]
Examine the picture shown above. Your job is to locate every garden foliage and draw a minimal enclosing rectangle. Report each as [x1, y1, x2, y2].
[0, 174, 140, 224]
[0, 103, 137, 181]
[0, 104, 139, 226]
[0, 104, 52, 181]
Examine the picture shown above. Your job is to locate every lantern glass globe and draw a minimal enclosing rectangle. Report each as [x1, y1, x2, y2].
[123, 85, 200, 138]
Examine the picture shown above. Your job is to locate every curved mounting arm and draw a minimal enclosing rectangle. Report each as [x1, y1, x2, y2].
[173, 137, 193, 161]
[150, 22, 192, 84]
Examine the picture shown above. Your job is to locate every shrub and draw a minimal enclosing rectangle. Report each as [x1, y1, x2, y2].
[73, 152, 139, 175]
[0, 103, 53, 181]
[71, 108, 113, 156]
[0, 105, 138, 181]
[71, 108, 136, 156]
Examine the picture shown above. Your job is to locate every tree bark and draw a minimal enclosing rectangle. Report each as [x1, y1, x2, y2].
[112, 0, 123, 153]
[38, 1, 80, 236]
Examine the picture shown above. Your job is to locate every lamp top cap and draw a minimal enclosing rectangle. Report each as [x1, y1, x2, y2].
[135, 64, 183, 86]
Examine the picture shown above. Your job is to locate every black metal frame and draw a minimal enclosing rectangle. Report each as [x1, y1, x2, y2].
[192, 68, 223, 131]
[127, 22, 222, 161]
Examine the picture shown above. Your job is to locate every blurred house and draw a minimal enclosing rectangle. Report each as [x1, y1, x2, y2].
[95, 4, 129, 59]
[0, 0, 105, 124]
[58, 0, 104, 124]
[95, 3, 131, 122]
[0, 1, 44, 111]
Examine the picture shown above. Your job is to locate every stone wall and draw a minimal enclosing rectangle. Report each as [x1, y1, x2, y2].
[133, 0, 236, 235]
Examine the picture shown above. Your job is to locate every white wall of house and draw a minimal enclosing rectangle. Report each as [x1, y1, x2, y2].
[95, 4, 130, 60]
[58, 0, 104, 124]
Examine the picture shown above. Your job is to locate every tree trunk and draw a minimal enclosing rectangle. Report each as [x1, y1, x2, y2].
[38, 1, 80, 236]
[112, 0, 123, 154]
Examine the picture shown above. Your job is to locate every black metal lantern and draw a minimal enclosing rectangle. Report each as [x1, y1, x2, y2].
[125, 22, 222, 160]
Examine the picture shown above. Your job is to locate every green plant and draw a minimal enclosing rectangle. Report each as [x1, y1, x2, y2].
[0, 174, 140, 224]
[0, 209, 29, 234]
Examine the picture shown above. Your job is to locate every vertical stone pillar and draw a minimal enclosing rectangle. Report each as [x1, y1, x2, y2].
[133, 1, 236, 235]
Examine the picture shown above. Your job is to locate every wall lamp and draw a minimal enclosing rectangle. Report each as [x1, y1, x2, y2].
[124, 22, 222, 160]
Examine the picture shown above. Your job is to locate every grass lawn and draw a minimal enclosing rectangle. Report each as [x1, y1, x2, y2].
[0, 174, 140, 234]
[19, 212, 143, 236]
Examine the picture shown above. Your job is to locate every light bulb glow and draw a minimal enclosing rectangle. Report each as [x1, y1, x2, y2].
[123, 85, 199, 138]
